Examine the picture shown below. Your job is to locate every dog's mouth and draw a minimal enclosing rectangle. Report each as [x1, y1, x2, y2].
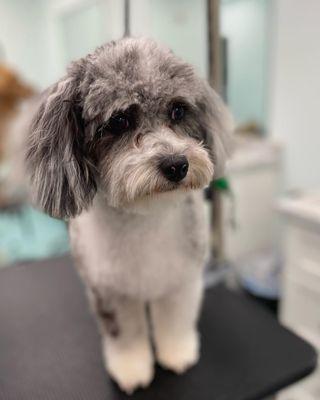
[121, 184, 195, 214]
[107, 175, 209, 214]
[143, 178, 206, 199]
[132, 164, 213, 203]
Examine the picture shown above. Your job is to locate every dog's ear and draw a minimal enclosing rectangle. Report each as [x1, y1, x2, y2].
[201, 83, 234, 179]
[26, 74, 97, 219]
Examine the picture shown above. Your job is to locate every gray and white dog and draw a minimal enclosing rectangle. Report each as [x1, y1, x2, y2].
[26, 37, 233, 393]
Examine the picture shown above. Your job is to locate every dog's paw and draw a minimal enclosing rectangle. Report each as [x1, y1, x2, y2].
[155, 330, 200, 374]
[103, 339, 154, 394]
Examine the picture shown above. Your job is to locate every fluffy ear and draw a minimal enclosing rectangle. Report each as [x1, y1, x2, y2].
[26, 76, 97, 219]
[202, 83, 234, 179]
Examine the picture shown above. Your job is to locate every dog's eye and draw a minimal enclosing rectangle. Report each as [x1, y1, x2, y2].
[96, 106, 139, 138]
[170, 103, 186, 122]
[107, 113, 131, 134]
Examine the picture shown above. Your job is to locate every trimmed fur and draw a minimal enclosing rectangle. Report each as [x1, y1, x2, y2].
[26, 37, 233, 394]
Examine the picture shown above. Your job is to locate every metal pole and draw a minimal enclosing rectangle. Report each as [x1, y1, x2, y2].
[207, 0, 224, 263]
[124, 0, 130, 37]
[208, 0, 221, 90]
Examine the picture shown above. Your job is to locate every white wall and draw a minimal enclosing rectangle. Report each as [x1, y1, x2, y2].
[269, 0, 320, 191]
[0, 0, 49, 89]
[49, 0, 124, 78]
[1, 0, 208, 89]
[0, 0, 124, 89]
[221, 0, 271, 130]
[130, 0, 208, 78]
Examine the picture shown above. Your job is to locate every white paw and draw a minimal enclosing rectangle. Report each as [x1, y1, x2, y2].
[103, 339, 154, 394]
[156, 330, 200, 374]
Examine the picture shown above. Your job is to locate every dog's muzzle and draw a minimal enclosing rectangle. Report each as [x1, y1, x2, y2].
[159, 155, 189, 183]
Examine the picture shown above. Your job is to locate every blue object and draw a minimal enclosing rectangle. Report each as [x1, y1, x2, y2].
[0, 206, 69, 267]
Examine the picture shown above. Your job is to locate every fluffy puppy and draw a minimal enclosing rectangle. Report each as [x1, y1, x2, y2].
[26, 37, 233, 394]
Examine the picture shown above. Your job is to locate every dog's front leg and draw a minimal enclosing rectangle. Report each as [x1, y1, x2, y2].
[88, 289, 154, 394]
[150, 277, 203, 374]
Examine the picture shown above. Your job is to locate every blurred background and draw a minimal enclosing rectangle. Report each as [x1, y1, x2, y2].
[0, 1, 319, 398]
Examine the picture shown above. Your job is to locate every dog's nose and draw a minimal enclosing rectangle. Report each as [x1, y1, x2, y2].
[159, 155, 189, 182]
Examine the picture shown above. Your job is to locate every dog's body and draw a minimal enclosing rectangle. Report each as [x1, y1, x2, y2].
[69, 190, 207, 391]
[70, 191, 207, 300]
[26, 37, 232, 393]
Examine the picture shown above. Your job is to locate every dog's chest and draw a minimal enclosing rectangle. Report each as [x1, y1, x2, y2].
[70, 193, 208, 299]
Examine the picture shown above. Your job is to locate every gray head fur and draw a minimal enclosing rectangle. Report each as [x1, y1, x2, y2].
[26, 37, 233, 219]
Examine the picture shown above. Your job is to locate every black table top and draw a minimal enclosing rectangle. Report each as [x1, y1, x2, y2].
[0, 256, 317, 400]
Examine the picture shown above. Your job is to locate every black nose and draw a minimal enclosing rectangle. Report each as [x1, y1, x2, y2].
[160, 155, 189, 183]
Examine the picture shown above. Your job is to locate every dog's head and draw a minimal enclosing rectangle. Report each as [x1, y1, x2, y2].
[26, 38, 233, 219]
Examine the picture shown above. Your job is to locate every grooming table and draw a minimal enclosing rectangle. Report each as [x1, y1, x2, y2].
[0, 256, 317, 400]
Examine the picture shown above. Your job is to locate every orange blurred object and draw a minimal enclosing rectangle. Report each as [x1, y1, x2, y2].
[0, 64, 34, 160]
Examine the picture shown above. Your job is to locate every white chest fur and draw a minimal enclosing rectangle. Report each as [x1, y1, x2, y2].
[69, 190, 209, 300]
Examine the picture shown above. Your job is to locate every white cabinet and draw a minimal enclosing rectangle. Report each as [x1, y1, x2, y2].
[277, 193, 320, 400]
[223, 138, 282, 261]
[221, 137, 283, 296]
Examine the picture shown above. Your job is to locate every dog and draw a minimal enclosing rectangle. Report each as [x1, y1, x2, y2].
[26, 37, 233, 393]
